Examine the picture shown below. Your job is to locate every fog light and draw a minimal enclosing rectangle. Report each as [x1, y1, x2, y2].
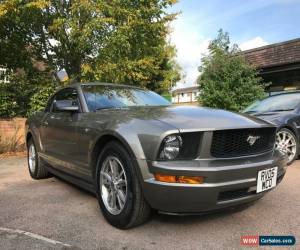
[154, 174, 204, 184]
[177, 176, 204, 184]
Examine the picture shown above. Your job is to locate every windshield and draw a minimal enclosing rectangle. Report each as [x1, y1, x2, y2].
[82, 84, 170, 111]
[243, 93, 300, 113]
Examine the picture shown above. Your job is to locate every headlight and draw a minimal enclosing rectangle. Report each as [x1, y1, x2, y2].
[159, 135, 183, 160]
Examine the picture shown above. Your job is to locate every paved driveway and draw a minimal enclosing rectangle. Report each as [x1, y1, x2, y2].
[0, 157, 299, 250]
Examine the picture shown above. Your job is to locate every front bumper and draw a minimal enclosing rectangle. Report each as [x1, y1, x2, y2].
[141, 151, 287, 213]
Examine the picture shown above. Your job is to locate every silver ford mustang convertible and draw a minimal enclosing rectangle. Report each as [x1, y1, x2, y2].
[26, 82, 287, 229]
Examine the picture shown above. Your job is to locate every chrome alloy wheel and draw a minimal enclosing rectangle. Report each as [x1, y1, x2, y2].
[28, 143, 36, 173]
[275, 130, 297, 163]
[100, 156, 127, 215]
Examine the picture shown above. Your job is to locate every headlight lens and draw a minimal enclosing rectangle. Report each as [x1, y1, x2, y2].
[159, 135, 183, 160]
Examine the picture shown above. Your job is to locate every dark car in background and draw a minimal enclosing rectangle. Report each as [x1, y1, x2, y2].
[243, 91, 300, 164]
[26, 83, 287, 229]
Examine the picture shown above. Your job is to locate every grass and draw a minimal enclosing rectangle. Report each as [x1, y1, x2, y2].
[0, 125, 25, 154]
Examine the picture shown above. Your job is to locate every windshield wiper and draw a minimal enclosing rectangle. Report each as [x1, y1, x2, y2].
[269, 109, 294, 112]
[244, 110, 256, 114]
[95, 106, 126, 111]
[246, 109, 294, 115]
[95, 106, 117, 111]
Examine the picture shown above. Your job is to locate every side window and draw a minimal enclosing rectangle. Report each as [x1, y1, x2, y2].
[52, 88, 79, 113]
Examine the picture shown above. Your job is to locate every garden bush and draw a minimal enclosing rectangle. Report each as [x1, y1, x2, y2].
[28, 85, 56, 115]
[0, 73, 56, 118]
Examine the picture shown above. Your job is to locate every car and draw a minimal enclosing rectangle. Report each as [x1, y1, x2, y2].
[26, 82, 287, 229]
[243, 91, 300, 165]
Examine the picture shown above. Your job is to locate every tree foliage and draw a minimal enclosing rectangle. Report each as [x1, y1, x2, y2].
[29, 84, 56, 115]
[0, 71, 55, 117]
[0, 0, 180, 93]
[197, 30, 267, 112]
[0, 0, 180, 118]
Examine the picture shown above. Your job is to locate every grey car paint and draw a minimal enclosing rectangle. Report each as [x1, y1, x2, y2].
[26, 83, 287, 213]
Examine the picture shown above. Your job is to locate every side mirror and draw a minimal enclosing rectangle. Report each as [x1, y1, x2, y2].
[54, 100, 79, 112]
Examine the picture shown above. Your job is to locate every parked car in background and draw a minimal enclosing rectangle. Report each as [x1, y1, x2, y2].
[26, 83, 287, 229]
[243, 91, 300, 164]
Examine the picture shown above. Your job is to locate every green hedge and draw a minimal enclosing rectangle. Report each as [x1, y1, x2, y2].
[162, 94, 172, 102]
[28, 85, 56, 115]
[0, 82, 56, 118]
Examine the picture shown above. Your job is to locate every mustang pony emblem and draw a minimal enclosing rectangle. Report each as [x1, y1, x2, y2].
[247, 135, 261, 146]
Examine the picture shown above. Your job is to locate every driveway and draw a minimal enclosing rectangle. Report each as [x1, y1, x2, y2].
[0, 157, 299, 249]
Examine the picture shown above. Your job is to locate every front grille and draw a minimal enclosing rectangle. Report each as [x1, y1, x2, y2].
[218, 174, 284, 202]
[211, 127, 276, 158]
[218, 188, 256, 202]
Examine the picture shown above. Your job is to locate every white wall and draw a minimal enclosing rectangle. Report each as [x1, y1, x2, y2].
[192, 91, 200, 102]
[179, 92, 191, 103]
[172, 91, 200, 103]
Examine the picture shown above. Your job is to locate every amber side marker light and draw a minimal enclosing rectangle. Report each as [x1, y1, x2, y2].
[154, 174, 204, 184]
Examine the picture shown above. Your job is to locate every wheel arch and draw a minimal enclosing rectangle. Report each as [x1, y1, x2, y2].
[278, 125, 299, 139]
[25, 129, 42, 152]
[26, 131, 33, 146]
[90, 133, 142, 182]
[277, 125, 299, 162]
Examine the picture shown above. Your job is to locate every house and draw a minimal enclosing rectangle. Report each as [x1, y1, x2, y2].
[243, 38, 300, 94]
[0, 67, 9, 83]
[172, 86, 200, 104]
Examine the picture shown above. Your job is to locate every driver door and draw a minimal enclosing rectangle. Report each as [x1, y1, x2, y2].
[40, 88, 82, 175]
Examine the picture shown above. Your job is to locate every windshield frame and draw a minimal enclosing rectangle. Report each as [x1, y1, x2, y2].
[80, 84, 171, 112]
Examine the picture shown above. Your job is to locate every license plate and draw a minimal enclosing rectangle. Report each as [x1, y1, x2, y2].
[256, 167, 278, 193]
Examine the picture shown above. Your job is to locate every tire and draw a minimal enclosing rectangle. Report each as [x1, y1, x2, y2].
[96, 141, 151, 229]
[27, 138, 50, 179]
[275, 128, 298, 165]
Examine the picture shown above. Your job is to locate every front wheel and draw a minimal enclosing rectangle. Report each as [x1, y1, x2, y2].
[96, 141, 151, 229]
[275, 128, 298, 165]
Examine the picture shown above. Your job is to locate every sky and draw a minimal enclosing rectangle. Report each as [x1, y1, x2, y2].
[169, 0, 300, 89]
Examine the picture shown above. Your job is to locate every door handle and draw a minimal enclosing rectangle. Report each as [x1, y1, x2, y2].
[43, 121, 49, 126]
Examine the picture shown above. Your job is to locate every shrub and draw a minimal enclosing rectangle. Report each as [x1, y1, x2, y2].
[28, 85, 56, 115]
[197, 30, 267, 112]
[0, 125, 25, 154]
[0, 72, 56, 118]
[0, 84, 19, 118]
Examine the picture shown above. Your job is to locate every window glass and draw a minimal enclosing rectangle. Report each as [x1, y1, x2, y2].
[52, 88, 79, 112]
[244, 93, 300, 113]
[81, 85, 170, 111]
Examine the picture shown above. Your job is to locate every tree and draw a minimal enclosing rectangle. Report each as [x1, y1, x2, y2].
[0, 0, 180, 93]
[0, 0, 180, 118]
[197, 29, 267, 112]
[0, 69, 55, 117]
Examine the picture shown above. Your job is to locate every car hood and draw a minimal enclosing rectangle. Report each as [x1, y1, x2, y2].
[125, 105, 273, 131]
[248, 110, 294, 124]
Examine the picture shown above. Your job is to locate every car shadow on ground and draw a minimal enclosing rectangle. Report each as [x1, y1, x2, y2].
[150, 202, 257, 226]
[52, 174, 258, 227]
